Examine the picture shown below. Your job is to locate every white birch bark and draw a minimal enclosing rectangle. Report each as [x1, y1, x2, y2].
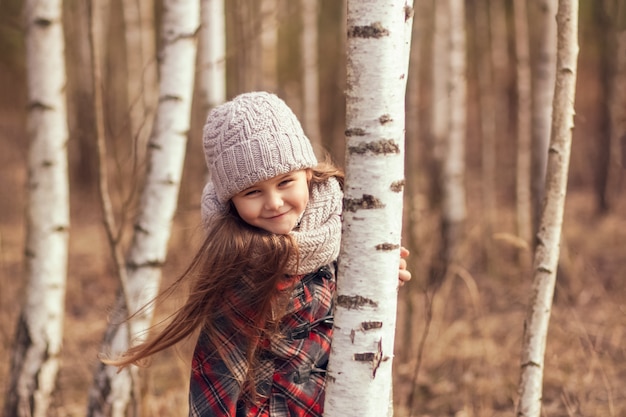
[514, 0, 533, 254]
[260, 0, 278, 91]
[4, 0, 69, 416]
[122, 0, 158, 162]
[87, 0, 199, 415]
[200, 0, 226, 110]
[530, 0, 557, 238]
[441, 0, 467, 266]
[301, 0, 322, 151]
[430, 0, 449, 182]
[516, 0, 579, 415]
[324, 1, 412, 416]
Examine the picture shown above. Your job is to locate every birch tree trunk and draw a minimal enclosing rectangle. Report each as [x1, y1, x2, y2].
[474, 0, 498, 269]
[301, 0, 322, 151]
[530, 0, 557, 240]
[427, 0, 450, 286]
[200, 0, 226, 111]
[260, 0, 278, 91]
[429, 0, 449, 209]
[440, 0, 467, 271]
[514, 0, 532, 259]
[122, 0, 157, 164]
[516, 0, 579, 415]
[593, 0, 615, 213]
[4, 0, 70, 415]
[87, 0, 199, 415]
[324, 1, 413, 416]
[489, 0, 511, 168]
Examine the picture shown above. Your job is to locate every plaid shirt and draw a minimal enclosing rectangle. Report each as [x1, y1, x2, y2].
[189, 264, 336, 417]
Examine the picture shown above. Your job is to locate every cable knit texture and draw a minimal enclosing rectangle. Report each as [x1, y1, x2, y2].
[200, 92, 342, 275]
[203, 92, 318, 204]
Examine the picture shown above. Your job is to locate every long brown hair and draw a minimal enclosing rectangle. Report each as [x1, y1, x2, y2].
[103, 161, 343, 392]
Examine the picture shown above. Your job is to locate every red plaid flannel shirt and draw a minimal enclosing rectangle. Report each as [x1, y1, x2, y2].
[189, 264, 335, 417]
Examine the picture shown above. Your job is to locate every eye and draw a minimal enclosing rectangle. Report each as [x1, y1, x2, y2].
[243, 189, 260, 197]
[278, 177, 294, 187]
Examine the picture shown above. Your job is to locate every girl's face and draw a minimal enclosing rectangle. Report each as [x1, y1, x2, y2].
[231, 169, 312, 235]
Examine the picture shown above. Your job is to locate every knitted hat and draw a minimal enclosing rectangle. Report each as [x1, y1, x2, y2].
[203, 92, 318, 204]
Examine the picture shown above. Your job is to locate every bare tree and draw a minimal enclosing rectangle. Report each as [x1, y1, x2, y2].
[516, 0, 579, 415]
[200, 0, 226, 111]
[324, 1, 413, 416]
[514, 0, 533, 260]
[87, 0, 200, 415]
[122, 0, 157, 165]
[530, 0, 557, 240]
[474, 0, 498, 268]
[260, 0, 278, 91]
[301, 0, 322, 151]
[4, 0, 70, 415]
[429, 0, 449, 210]
[441, 0, 467, 263]
[430, 0, 467, 287]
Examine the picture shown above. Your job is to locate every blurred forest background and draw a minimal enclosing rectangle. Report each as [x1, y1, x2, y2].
[1, 0, 625, 416]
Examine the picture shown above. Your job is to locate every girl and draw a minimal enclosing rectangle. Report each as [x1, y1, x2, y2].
[106, 92, 410, 416]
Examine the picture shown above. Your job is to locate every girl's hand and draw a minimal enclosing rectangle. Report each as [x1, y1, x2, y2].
[399, 247, 411, 286]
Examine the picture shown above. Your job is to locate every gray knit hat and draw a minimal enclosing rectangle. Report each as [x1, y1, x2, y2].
[203, 92, 318, 204]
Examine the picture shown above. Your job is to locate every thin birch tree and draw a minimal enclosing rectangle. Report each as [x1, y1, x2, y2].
[441, 0, 467, 268]
[4, 0, 70, 415]
[122, 0, 157, 164]
[516, 0, 579, 415]
[489, 0, 511, 172]
[301, 0, 322, 151]
[200, 0, 226, 111]
[474, 0, 498, 269]
[260, 0, 278, 91]
[530, 0, 557, 240]
[592, 0, 614, 213]
[514, 0, 533, 260]
[87, 0, 200, 415]
[429, 0, 449, 209]
[427, 0, 449, 286]
[324, 1, 413, 416]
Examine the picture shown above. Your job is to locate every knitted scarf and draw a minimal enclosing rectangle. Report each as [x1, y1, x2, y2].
[201, 176, 342, 275]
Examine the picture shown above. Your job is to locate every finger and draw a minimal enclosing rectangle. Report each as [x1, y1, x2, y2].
[399, 258, 407, 270]
[400, 247, 410, 258]
[399, 269, 412, 282]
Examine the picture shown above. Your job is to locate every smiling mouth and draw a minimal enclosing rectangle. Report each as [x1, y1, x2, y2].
[266, 211, 289, 220]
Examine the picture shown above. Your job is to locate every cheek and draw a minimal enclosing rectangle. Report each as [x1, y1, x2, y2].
[232, 199, 255, 222]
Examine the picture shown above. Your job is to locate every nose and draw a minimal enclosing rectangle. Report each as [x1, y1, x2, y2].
[264, 190, 284, 210]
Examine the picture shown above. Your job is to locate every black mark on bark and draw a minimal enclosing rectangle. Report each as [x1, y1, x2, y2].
[361, 321, 383, 331]
[379, 114, 393, 124]
[348, 22, 389, 38]
[354, 352, 376, 361]
[344, 195, 385, 212]
[405, 6, 414, 21]
[376, 243, 399, 251]
[348, 139, 400, 155]
[337, 294, 378, 309]
[390, 179, 405, 192]
[345, 128, 366, 137]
